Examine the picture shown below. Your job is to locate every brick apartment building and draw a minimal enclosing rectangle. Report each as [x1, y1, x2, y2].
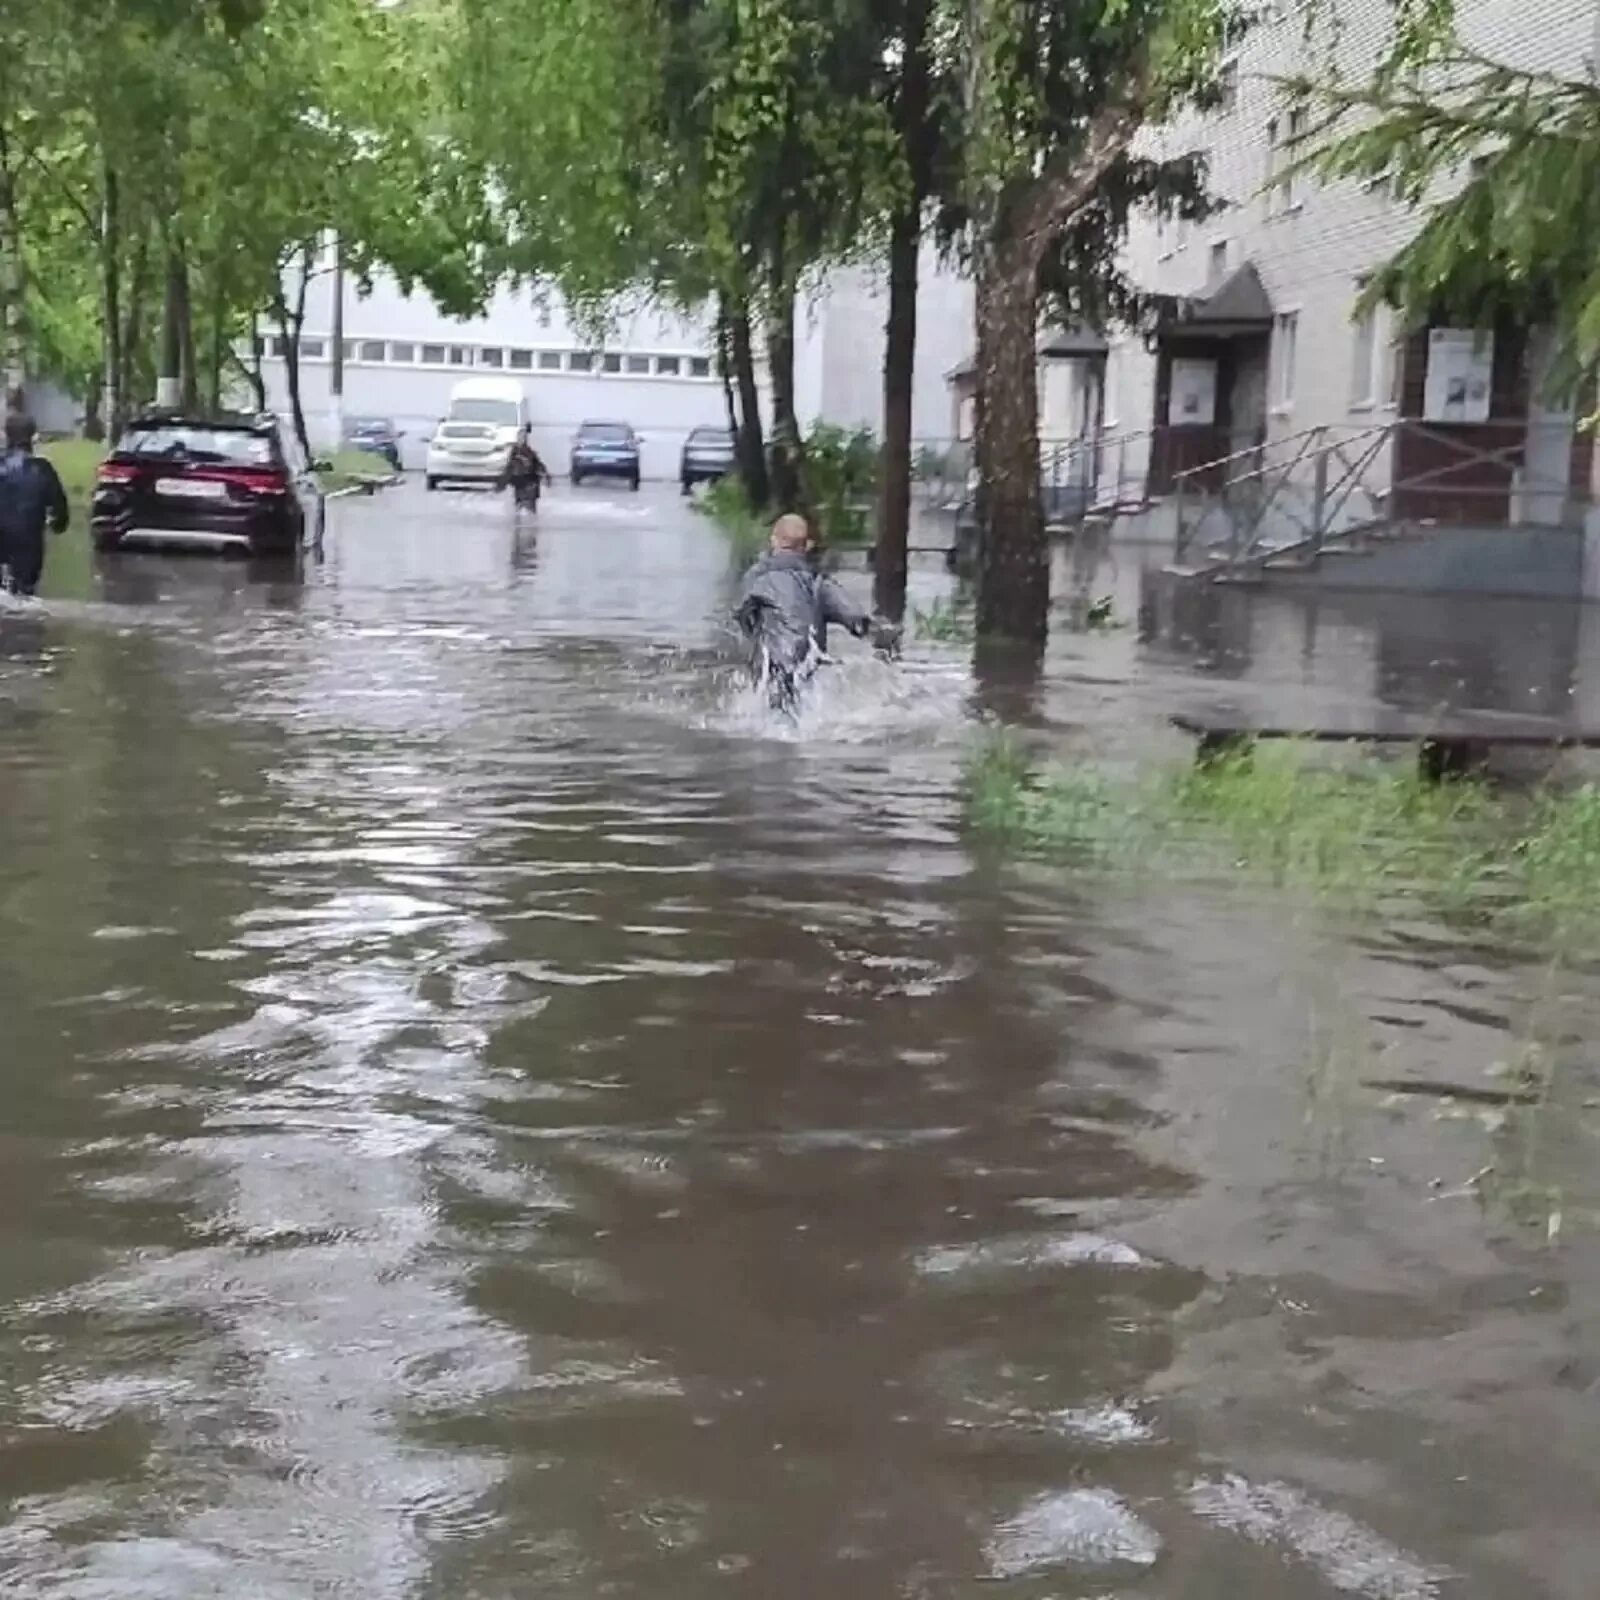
[1088, 0, 1600, 527]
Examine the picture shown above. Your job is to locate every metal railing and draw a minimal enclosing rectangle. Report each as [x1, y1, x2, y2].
[1172, 424, 1394, 569]
[1171, 418, 1587, 575]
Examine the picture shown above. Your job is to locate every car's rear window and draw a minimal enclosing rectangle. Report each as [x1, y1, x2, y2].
[119, 427, 276, 466]
[690, 428, 733, 444]
[580, 424, 633, 443]
[452, 399, 520, 427]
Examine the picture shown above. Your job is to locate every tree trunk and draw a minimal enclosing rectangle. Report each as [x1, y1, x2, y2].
[207, 278, 225, 414]
[765, 277, 806, 516]
[243, 311, 267, 412]
[715, 307, 739, 440]
[158, 241, 183, 409]
[874, 0, 933, 621]
[276, 247, 313, 461]
[121, 234, 149, 420]
[101, 163, 122, 438]
[875, 205, 920, 619]
[175, 242, 198, 413]
[0, 153, 27, 413]
[973, 241, 1049, 642]
[728, 299, 769, 509]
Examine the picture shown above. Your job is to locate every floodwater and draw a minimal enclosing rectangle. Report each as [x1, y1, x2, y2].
[2, 483, 1598, 1598]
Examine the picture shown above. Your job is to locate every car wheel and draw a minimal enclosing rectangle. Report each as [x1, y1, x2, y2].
[630, 476, 641, 493]
[91, 525, 121, 553]
[426, 476, 439, 492]
[571, 471, 582, 487]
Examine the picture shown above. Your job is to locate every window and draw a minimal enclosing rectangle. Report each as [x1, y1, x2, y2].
[656, 355, 682, 377]
[509, 348, 533, 370]
[341, 340, 357, 361]
[448, 345, 469, 366]
[690, 356, 712, 379]
[1209, 239, 1229, 282]
[358, 340, 386, 363]
[602, 352, 623, 374]
[269, 335, 289, 358]
[421, 343, 446, 365]
[537, 351, 562, 371]
[1349, 284, 1379, 407]
[452, 399, 520, 427]
[480, 346, 504, 367]
[298, 337, 326, 360]
[1273, 311, 1299, 409]
[568, 351, 594, 372]
[626, 354, 651, 375]
[1267, 110, 1307, 215]
[390, 341, 415, 364]
[1217, 57, 1239, 112]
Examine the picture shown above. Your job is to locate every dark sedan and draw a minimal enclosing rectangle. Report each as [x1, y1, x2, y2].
[571, 420, 641, 490]
[91, 414, 323, 558]
[680, 425, 736, 494]
[344, 415, 402, 472]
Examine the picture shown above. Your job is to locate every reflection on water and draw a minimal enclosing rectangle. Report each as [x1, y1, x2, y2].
[1, 484, 1597, 1598]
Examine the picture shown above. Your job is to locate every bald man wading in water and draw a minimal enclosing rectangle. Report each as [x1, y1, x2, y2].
[734, 514, 875, 711]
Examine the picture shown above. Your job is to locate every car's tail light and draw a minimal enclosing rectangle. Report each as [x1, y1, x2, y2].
[96, 462, 142, 485]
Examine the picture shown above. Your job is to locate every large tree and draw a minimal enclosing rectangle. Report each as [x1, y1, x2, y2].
[956, 0, 1226, 642]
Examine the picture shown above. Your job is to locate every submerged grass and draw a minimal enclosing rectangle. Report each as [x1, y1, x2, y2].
[964, 732, 1600, 944]
[913, 596, 975, 643]
[966, 732, 1600, 1242]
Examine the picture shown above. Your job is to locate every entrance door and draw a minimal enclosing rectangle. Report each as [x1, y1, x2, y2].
[1228, 340, 1269, 472]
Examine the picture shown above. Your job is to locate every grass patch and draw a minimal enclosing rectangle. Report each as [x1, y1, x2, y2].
[964, 733, 1600, 944]
[41, 437, 105, 518]
[317, 448, 397, 495]
[913, 596, 975, 643]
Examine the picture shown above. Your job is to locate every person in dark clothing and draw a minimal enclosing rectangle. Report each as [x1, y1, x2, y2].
[735, 513, 875, 710]
[499, 425, 550, 506]
[0, 413, 69, 597]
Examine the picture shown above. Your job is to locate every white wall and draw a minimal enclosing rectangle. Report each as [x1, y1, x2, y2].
[793, 244, 975, 443]
[259, 271, 730, 479]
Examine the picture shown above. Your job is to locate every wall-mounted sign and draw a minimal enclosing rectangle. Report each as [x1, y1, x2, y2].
[1168, 358, 1218, 426]
[1423, 328, 1494, 423]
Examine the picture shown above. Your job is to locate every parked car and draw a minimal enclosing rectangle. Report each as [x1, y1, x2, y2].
[571, 420, 641, 490]
[680, 425, 736, 494]
[344, 415, 402, 472]
[426, 377, 527, 490]
[90, 413, 322, 557]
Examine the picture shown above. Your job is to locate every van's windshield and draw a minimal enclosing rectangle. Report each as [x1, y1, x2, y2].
[451, 399, 520, 427]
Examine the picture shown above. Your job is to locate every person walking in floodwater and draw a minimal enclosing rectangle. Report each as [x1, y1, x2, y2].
[0, 413, 69, 597]
[734, 512, 876, 712]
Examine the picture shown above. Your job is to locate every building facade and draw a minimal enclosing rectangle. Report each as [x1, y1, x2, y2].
[255, 241, 976, 480]
[257, 265, 729, 479]
[1103, 0, 1600, 524]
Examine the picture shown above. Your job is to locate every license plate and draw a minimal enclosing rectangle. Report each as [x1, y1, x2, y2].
[157, 477, 227, 500]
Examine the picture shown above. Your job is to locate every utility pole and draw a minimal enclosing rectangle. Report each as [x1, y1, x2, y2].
[328, 232, 344, 454]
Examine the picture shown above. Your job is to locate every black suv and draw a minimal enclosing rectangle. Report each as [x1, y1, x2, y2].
[91, 414, 323, 557]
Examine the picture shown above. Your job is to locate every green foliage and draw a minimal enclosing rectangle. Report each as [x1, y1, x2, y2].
[804, 422, 878, 546]
[694, 472, 768, 560]
[1293, 49, 1600, 393]
[912, 596, 975, 642]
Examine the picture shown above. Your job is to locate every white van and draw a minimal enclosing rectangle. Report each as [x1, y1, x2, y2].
[425, 377, 528, 490]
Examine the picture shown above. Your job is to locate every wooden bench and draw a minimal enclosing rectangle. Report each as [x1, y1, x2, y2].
[1171, 707, 1600, 782]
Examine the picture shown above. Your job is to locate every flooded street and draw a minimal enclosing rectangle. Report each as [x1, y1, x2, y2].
[2, 483, 1598, 1598]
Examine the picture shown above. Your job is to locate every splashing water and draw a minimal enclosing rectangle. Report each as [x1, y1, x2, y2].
[698, 652, 974, 744]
